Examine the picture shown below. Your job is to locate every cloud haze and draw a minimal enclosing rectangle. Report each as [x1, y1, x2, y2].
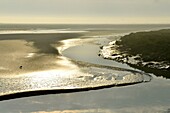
[0, 0, 170, 24]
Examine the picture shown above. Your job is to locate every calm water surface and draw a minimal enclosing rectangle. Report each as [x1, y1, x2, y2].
[0, 24, 169, 113]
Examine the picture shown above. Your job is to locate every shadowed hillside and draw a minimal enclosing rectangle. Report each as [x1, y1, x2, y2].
[116, 29, 170, 62]
[115, 29, 170, 78]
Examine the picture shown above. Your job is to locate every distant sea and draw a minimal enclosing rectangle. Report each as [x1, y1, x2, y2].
[1, 24, 170, 34]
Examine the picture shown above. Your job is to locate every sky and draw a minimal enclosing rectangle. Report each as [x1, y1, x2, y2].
[0, 0, 170, 24]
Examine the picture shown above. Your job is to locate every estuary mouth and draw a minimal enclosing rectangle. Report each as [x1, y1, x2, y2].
[61, 41, 152, 85]
[0, 37, 152, 101]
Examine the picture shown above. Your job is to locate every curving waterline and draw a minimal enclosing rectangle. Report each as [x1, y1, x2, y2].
[0, 37, 152, 101]
[58, 38, 152, 86]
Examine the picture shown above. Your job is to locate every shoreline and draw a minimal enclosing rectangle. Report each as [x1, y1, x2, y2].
[0, 34, 152, 99]
[99, 29, 170, 78]
[0, 25, 170, 113]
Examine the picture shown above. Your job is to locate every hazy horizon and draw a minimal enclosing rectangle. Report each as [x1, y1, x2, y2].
[0, 0, 170, 24]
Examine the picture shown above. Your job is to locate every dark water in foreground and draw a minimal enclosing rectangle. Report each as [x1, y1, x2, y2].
[0, 24, 170, 113]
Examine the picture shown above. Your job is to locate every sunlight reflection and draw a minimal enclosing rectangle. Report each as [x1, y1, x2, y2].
[32, 109, 111, 113]
[0, 37, 152, 97]
[25, 53, 35, 58]
[56, 56, 78, 69]
[57, 38, 83, 54]
[56, 38, 97, 55]
[23, 69, 81, 89]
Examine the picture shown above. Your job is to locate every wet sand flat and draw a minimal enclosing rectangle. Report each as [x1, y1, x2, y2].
[0, 34, 152, 98]
[0, 33, 83, 78]
[0, 24, 170, 113]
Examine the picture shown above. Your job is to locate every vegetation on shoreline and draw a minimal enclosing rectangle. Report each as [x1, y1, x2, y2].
[115, 29, 170, 78]
[116, 29, 170, 62]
